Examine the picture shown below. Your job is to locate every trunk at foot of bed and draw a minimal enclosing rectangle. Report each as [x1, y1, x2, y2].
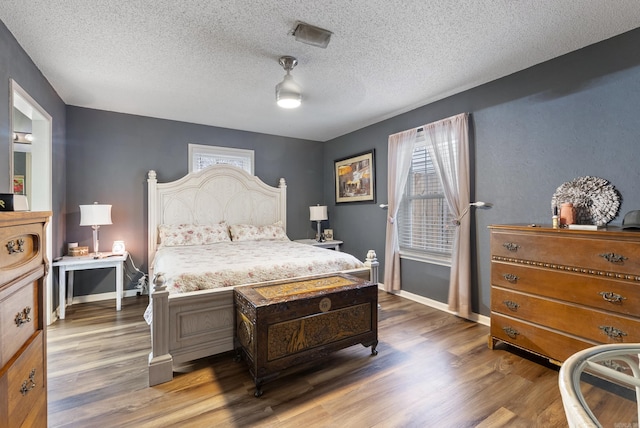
[148, 272, 174, 386]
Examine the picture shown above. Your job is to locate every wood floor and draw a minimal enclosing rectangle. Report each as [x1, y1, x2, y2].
[46, 291, 637, 428]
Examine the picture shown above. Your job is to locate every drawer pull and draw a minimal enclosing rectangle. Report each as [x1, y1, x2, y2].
[14, 306, 32, 326]
[599, 252, 628, 264]
[599, 326, 627, 339]
[502, 273, 519, 283]
[599, 291, 626, 304]
[20, 369, 37, 395]
[6, 238, 25, 255]
[502, 326, 519, 339]
[502, 300, 519, 311]
[502, 242, 519, 252]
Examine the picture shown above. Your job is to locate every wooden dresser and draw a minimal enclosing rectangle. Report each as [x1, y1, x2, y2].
[0, 211, 50, 427]
[489, 224, 640, 364]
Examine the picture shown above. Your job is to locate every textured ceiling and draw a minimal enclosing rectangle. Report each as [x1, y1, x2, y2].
[1, 1, 640, 141]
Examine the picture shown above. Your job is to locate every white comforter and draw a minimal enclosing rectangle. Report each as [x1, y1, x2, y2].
[153, 240, 365, 294]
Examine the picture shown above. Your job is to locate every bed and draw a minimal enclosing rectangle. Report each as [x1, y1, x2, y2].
[146, 165, 379, 386]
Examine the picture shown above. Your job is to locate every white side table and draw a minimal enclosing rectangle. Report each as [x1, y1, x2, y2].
[294, 239, 343, 251]
[52, 252, 128, 319]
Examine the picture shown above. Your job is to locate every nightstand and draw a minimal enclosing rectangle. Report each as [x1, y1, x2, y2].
[52, 252, 128, 319]
[294, 239, 343, 251]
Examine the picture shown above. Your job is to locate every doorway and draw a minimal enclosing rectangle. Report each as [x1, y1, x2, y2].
[10, 79, 54, 324]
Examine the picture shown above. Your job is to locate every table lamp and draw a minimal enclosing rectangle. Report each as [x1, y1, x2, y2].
[79, 202, 112, 257]
[309, 204, 328, 242]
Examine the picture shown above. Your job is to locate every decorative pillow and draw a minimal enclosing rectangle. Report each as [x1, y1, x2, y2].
[159, 223, 230, 246]
[229, 223, 288, 242]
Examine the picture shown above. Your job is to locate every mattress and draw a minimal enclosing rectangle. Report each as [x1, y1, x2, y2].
[152, 240, 365, 294]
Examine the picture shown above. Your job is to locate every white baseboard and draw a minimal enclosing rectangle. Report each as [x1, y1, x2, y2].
[49, 289, 142, 325]
[377, 283, 490, 326]
[72, 289, 141, 305]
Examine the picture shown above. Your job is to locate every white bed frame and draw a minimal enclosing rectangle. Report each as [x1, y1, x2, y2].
[146, 165, 378, 386]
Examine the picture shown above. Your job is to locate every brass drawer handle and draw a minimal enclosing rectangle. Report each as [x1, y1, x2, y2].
[599, 325, 627, 339]
[599, 291, 626, 304]
[599, 253, 628, 264]
[20, 368, 37, 395]
[503, 300, 519, 311]
[502, 273, 518, 283]
[502, 242, 519, 252]
[6, 238, 25, 255]
[502, 326, 519, 339]
[14, 306, 32, 327]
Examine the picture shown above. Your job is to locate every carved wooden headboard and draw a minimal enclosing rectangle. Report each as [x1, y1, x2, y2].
[147, 165, 287, 266]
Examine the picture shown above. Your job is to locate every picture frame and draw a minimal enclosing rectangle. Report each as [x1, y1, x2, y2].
[324, 229, 334, 240]
[335, 150, 376, 204]
[13, 175, 24, 195]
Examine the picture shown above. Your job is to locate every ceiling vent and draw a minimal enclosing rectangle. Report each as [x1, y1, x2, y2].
[292, 22, 332, 48]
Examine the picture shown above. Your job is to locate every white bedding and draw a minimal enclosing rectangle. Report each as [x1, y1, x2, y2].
[153, 240, 365, 294]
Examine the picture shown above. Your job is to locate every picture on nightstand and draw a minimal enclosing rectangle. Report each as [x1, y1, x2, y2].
[324, 229, 334, 240]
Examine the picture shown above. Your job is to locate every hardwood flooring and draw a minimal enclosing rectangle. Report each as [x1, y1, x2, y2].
[47, 292, 637, 427]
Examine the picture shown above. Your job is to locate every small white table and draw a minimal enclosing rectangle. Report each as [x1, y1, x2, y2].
[52, 252, 128, 319]
[294, 239, 343, 251]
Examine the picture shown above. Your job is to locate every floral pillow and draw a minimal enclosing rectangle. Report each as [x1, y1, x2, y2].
[159, 223, 230, 246]
[229, 223, 289, 242]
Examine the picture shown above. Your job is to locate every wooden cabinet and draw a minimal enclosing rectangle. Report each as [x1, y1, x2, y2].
[0, 212, 50, 427]
[234, 273, 378, 396]
[489, 224, 640, 363]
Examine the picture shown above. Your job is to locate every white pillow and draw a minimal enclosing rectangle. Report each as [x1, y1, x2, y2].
[229, 223, 288, 242]
[159, 223, 230, 246]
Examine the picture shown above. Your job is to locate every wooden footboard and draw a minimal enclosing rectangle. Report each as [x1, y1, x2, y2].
[148, 251, 379, 386]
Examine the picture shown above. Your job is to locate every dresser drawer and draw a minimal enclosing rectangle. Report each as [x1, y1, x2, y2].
[491, 313, 595, 362]
[491, 261, 640, 317]
[0, 222, 44, 287]
[0, 332, 45, 427]
[491, 230, 640, 277]
[491, 287, 640, 344]
[0, 272, 39, 368]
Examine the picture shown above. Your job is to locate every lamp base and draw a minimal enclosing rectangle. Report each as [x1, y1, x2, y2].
[92, 226, 102, 258]
[316, 222, 325, 242]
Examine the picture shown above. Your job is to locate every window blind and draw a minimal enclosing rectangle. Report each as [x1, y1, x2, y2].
[398, 144, 455, 257]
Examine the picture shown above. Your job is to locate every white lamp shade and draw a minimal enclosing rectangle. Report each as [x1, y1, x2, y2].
[79, 204, 112, 226]
[309, 205, 328, 221]
[276, 74, 302, 108]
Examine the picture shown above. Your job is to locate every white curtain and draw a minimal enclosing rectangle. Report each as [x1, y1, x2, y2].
[383, 129, 418, 291]
[423, 113, 470, 318]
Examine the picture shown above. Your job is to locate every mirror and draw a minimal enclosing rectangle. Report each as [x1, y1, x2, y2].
[10, 79, 52, 213]
[12, 107, 32, 208]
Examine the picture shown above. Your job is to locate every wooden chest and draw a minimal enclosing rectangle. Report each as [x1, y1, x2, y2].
[234, 273, 378, 396]
[0, 211, 50, 427]
[489, 224, 640, 364]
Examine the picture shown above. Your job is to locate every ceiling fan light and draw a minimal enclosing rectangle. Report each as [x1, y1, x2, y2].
[276, 77, 301, 108]
[276, 57, 302, 108]
[277, 96, 301, 109]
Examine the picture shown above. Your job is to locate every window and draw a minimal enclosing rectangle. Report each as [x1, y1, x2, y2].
[188, 144, 254, 174]
[397, 135, 456, 265]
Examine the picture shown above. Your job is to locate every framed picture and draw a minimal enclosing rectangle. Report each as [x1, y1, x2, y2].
[324, 228, 334, 240]
[13, 175, 25, 195]
[335, 150, 376, 204]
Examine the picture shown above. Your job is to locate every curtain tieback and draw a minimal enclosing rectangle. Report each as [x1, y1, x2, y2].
[388, 216, 395, 224]
[453, 206, 471, 226]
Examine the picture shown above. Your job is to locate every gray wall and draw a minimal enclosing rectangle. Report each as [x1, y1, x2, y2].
[65, 107, 324, 296]
[325, 28, 640, 316]
[0, 21, 67, 261]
